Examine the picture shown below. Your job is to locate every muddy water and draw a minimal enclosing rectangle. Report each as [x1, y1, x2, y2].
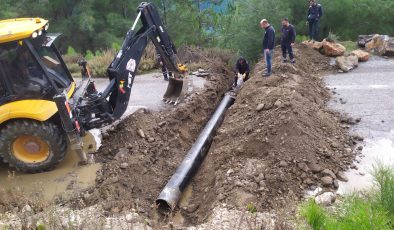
[0, 131, 101, 203]
[325, 56, 394, 194]
[172, 185, 194, 225]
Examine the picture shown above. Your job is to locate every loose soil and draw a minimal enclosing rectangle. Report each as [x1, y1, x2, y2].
[181, 44, 359, 225]
[1, 44, 360, 229]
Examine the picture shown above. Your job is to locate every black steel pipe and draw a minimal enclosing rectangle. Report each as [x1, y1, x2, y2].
[156, 92, 236, 213]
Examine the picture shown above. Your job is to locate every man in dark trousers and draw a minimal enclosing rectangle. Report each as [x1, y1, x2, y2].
[281, 18, 296, 64]
[233, 56, 250, 87]
[260, 19, 275, 77]
[156, 49, 170, 81]
[307, 0, 323, 41]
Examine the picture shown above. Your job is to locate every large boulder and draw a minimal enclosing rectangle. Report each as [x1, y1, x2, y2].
[383, 38, 394, 56]
[351, 49, 369, 62]
[365, 35, 389, 55]
[336, 55, 359, 72]
[358, 34, 378, 47]
[322, 40, 346, 56]
[302, 40, 323, 51]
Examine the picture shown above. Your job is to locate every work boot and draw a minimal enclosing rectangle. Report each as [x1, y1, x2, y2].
[262, 72, 272, 77]
[164, 77, 169, 81]
[282, 58, 288, 63]
[291, 59, 296, 64]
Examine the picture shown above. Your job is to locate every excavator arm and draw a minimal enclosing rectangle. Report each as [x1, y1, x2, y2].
[66, 2, 186, 130]
[53, 2, 187, 164]
[105, 2, 184, 120]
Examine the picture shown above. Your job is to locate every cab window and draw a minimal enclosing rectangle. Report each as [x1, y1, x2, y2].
[0, 41, 50, 98]
[30, 36, 71, 88]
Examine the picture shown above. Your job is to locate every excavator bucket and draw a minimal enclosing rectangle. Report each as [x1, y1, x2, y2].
[163, 77, 189, 105]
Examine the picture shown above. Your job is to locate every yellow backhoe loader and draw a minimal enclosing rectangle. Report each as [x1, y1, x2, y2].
[0, 2, 187, 173]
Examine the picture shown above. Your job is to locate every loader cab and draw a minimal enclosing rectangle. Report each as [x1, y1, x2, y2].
[0, 18, 74, 106]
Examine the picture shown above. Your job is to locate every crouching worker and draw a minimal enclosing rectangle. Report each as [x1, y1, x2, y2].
[233, 56, 250, 88]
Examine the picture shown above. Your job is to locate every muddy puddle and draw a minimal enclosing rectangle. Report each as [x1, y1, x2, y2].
[0, 130, 101, 203]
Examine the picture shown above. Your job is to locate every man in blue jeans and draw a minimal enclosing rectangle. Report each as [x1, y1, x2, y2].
[281, 18, 296, 64]
[260, 19, 275, 77]
[307, 0, 323, 41]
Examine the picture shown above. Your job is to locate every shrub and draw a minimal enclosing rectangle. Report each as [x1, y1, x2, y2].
[296, 35, 309, 43]
[325, 32, 340, 43]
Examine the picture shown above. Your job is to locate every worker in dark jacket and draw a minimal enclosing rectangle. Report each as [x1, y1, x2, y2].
[281, 18, 296, 64]
[260, 19, 275, 77]
[307, 0, 323, 41]
[233, 56, 250, 87]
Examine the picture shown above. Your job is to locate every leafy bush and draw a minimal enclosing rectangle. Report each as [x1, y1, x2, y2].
[296, 35, 309, 43]
[85, 50, 95, 60]
[325, 32, 340, 43]
[66, 46, 77, 56]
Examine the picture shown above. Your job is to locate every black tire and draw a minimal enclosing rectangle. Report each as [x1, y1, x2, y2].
[0, 120, 67, 173]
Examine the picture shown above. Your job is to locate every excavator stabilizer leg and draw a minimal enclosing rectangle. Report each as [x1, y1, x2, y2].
[163, 77, 189, 105]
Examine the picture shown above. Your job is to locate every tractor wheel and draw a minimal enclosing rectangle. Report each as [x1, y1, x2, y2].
[0, 120, 67, 173]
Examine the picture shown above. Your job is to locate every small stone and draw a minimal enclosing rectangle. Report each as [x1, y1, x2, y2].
[336, 171, 349, 182]
[331, 142, 339, 148]
[137, 129, 145, 138]
[22, 204, 32, 213]
[274, 100, 283, 108]
[148, 137, 155, 143]
[120, 163, 129, 169]
[321, 169, 336, 179]
[125, 213, 138, 223]
[315, 192, 336, 206]
[304, 178, 314, 185]
[359, 171, 366, 176]
[333, 180, 339, 189]
[321, 176, 333, 187]
[344, 148, 352, 154]
[217, 193, 225, 201]
[357, 146, 364, 151]
[256, 103, 265, 112]
[308, 163, 322, 173]
[158, 121, 166, 127]
[226, 169, 234, 175]
[279, 160, 288, 167]
[350, 163, 357, 169]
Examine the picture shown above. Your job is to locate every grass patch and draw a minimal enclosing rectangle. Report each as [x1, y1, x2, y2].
[300, 165, 394, 230]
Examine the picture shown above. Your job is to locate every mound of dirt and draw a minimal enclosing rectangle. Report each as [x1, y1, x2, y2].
[67, 47, 234, 219]
[181, 44, 358, 224]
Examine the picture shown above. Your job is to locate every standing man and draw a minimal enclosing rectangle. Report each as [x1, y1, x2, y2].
[281, 18, 296, 64]
[307, 0, 323, 41]
[260, 19, 275, 77]
[156, 49, 170, 81]
[233, 56, 250, 88]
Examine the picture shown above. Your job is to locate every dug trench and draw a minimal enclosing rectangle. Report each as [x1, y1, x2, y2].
[64, 47, 236, 220]
[70, 44, 359, 225]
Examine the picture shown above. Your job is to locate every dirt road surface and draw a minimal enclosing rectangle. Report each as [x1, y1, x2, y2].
[325, 56, 394, 193]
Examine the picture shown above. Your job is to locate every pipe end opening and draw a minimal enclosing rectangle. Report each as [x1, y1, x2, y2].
[156, 199, 172, 215]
